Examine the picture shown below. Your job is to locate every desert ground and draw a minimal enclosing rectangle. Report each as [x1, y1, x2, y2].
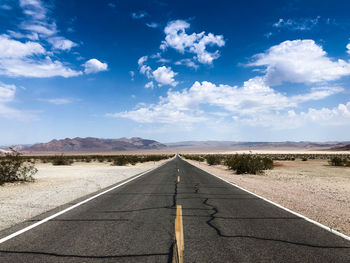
[0, 159, 169, 232]
[186, 158, 350, 236]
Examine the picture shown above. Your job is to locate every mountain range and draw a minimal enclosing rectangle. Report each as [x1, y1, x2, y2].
[23, 137, 166, 153]
[0, 137, 349, 153]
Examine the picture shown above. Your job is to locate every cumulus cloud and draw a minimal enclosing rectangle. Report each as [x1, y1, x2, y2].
[0, 34, 45, 58]
[47, 36, 78, 51]
[249, 39, 350, 85]
[301, 102, 350, 122]
[241, 101, 350, 129]
[273, 17, 320, 31]
[0, 35, 81, 78]
[160, 20, 225, 64]
[83, 59, 108, 74]
[112, 38, 350, 132]
[138, 56, 152, 78]
[138, 56, 178, 87]
[107, 76, 344, 124]
[152, 66, 178, 87]
[0, 0, 87, 78]
[145, 81, 154, 89]
[347, 43, 350, 55]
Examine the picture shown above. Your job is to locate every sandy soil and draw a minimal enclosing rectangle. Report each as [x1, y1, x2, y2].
[0, 160, 168, 232]
[186, 159, 350, 236]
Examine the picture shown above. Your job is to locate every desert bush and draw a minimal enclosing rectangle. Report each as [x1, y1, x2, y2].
[51, 154, 73, 165]
[205, 155, 222, 165]
[0, 149, 37, 185]
[302, 157, 308, 161]
[329, 157, 347, 167]
[182, 154, 205, 162]
[112, 156, 128, 166]
[225, 154, 273, 174]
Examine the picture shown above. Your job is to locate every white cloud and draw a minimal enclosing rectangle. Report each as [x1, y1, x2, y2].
[157, 58, 171, 63]
[107, 76, 344, 126]
[290, 86, 344, 103]
[47, 36, 77, 51]
[138, 56, 178, 87]
[0, 82, 34, 119]
[241, 101, 350, 129]
[83, 59, 108, 74]
[0, 83, 16, 102]
[129, 70, 135, 81]
[145, 81, 154, 89]
[249, 39, 350, 85]
[0, 56, 82, 78]
[175, 58, 199, 69]
[152, 66, 178, 87]
[19, 0, 47, 20]
[347, 43, 350, 55]
[131, 11, 147, 19]
[20, 22, 57, 36]
[0, 34, 45, 58]
[0, 35, 81, 78]
[160, 20, 225, 64]
[39, 98, 73, 104]
[146, 22, 159, 28]
[18, 0, 77, 53]
[7, 30, 39, 40]
[301, 102, 350, 122]
[273, 17, 320, 31]
[18, 0, 58, 38]
[138, 56, 152, 78]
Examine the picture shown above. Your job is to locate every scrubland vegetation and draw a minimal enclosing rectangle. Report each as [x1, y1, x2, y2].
[329, 156, 350, 167]
[0, 149, 37, 185]
[182, 153, 350, 174]
[2, 154, 174, 166]
[0, 153, 173, 184]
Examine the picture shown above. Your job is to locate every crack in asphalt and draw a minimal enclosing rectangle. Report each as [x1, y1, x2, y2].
[0, 250, 169, 259]
[201, 198, 350, 249]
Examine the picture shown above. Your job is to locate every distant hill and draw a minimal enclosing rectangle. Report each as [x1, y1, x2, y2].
[165, 141, 349, 150]
[2, 138, 349, 154]
[329, 144, 350, 151]
[25, 137, 166, 153]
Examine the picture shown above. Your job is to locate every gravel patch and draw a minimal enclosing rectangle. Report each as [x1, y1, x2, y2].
[185, 159, 350, 236]
[0, 160, 167, 231]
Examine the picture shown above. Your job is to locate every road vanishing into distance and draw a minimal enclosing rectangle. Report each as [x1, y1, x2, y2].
[0, 156, 349, 262]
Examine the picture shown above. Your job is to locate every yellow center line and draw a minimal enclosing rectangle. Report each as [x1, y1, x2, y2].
[177, 176, 180, 183]
[173, 205, 184, 263]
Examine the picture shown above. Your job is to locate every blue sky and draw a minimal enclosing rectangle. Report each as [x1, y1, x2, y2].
[0, 0, 350, 145]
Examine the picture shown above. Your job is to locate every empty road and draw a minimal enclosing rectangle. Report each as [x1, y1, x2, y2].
[0, 156, 349, 262]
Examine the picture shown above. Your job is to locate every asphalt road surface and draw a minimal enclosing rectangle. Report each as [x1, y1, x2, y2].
[0, 156, 349, 262]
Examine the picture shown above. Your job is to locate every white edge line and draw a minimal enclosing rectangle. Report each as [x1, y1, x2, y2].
[0, 158, 172, 244]
[182, 158, 350, 242]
